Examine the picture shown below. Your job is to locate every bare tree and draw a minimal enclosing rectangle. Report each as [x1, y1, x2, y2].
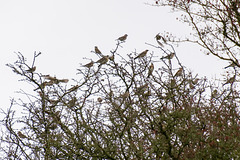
[154, 0, 240, 68]
[1, 35, 240, 159]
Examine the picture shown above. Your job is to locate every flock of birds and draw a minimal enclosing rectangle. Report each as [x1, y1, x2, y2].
[81, 34, 181, 79]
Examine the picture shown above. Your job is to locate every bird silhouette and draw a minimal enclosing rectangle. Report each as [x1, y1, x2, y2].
[117, 34, 128, 41]
[192, 78, 200, 85]
[18, 131, 27, 139]
[109, 55, 114, 61]
[155, 34, 166, 47]
[211, 89, 218, 98]
[96, 55, 109, 65]
[94, 46, 102, 56]
[136, 84, 148, 93]
[44, 75, 57, 81]
[147, 63, 154, 78]
[97, 97, 103, 103]
[161, 52, 175, 60]
[174, 68, 183, 77]
[155, 34, 161, 41]
[68, 85, 80, 92]
[26, 66, 36, 72]
[58, 79, 69, 83]
[83, 61, 94, 68]
[134, 50, 148, 59]
[120, 91, 130, 99]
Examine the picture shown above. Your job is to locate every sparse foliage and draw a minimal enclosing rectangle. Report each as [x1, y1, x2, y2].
[1, 33, 240, 159]
[154, 0, 240, 67]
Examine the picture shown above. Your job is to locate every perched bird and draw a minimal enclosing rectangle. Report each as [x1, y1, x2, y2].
[94, 46, 102, 55]
[26, 66, 36, 73]
[68, 97, 77, 108]
[155, 34, 161, 41]
[109, 55, 114, 61]
[97, 97, 103, 103]
[33, 82, 47, 91]
[143, 90, 151, 98]
[170, 79, 176, 88]
[83, 61, 94, 68]
[174, 68, 183, 77]
[48, 99, 59, 105]
[44, 79, 57, 85]
[43, 75, 57, 81]
[68, 85, 80, 92]
[44, 81, 55, 86]
[192, 78, 200, 85]
[58, 79, 69, 83]
[120, 91, 129, 99]
[223, 76, 235, 85]
[109, 90, 113, 98]
[49, 123, 58, 130]
[189, 82, 195, 89]
[55, 111, 61, 118]
[155, 34, 165, 47]
[96, 55, 109, 65]
[117, 34, 128, 41]
[134, 50, 149, 59]
[136, 84, 148, 93]
[18, 131, 27, 139]
[44, 76, 68, 84]
[211, 89, 218, 98]
[147, 63, 154, 78]
[161, 52, 175, 60]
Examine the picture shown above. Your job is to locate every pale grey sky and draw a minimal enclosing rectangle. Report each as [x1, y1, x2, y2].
[0, 0, 225, 110]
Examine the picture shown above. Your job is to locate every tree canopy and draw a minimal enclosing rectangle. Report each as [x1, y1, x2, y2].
[1, 0, 240, 159]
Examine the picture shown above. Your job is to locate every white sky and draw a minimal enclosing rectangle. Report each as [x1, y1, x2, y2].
[0, 0, 226, 110]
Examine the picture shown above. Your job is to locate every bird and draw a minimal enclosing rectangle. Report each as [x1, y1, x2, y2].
[26, 66, 36, 73]
[155, 34, 164, 47]
[170, 79, 176, 88]
[147, 63, 154, 78]
[94, 46, 102, 55]
[189, 82, 195, 89]
[155, 34, 161, 41]
[120, 91, 129, 99]
[97, 97, 103, 103]
[43, 76, 68, 84]
[83, 61, 94, 68]
[44, 80, 55, 86]
[18, 131, 27, 139]
[161, 52, 175, 60]
[134, 50, 149, 59]
[109, 55, 114, 61]
[223, 76, 235, 85]
[68, 85, 80, 92]
[136, 84, 148, 93]
[58, 79, 69, 83]
[192, 78, 200, 85]
[43, 75, 57, 81]
[211, 89, 218, 98]
[96, 55, 109, 65]
[174, 68, 183, 77]
[117, 34, 128, 41]
[68, 97, 77, 108]
[33, 82, 47, 91]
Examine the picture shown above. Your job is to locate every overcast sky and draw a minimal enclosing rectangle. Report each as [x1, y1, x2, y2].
[0, 0, 226, 110]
